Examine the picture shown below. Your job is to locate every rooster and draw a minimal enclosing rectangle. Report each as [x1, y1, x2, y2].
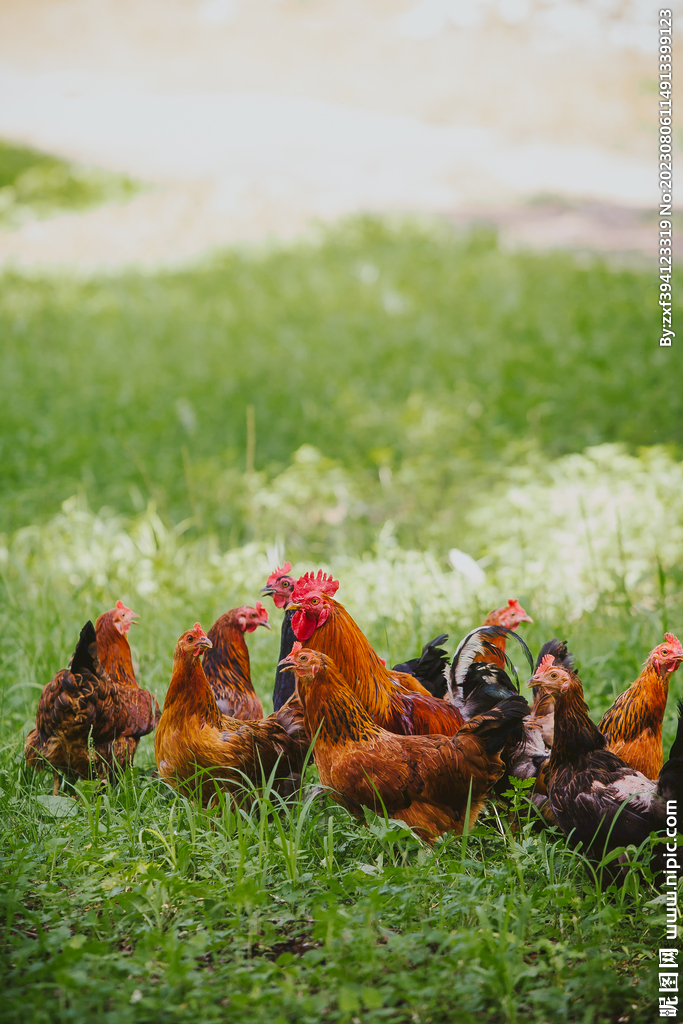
[25, 603, 159, 792]
[287, 571, 466, 736]
[202, 603, 270, 720]
[598, 633, 683, 779]
[261, 562, 298, 712]
[280, 643, 529, 842]
[155, 624, 308, 807]
[528, 653, 682, 880]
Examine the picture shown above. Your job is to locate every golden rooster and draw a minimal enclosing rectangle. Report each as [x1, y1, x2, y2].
[287, 571, 466, 736]
[202, 603, 270, 720]
[154, 624, 308, 807]
[280, 643, 529, 842]
[25, 602, 159, 792]
[598, 632, 682, 778]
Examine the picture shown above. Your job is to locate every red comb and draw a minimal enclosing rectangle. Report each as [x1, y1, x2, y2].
[115, 600, 132, 614]
[291, 641, 303, 656]
[292, 570, 340, 601]
[537, 654, 556, 674]
[193, 622, 209, 638]
[265, 562, 293, 587]
[255, 601, 268, 617]
[664, 632, 681, 647]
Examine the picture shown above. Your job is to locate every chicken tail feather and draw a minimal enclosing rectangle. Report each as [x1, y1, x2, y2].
[69, 621, 98, 677]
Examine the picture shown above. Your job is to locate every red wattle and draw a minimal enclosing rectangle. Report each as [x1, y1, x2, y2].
[272, 594, 286, 609]
[292, 610, 318, 642]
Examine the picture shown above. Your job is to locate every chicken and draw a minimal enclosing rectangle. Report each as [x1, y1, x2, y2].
[280, 643, 529, 842]
[517, 638, 572, 756]
[261, 562, 299, 712]
[392, 634, 450, 699]
[598, 633, 683, 779]
[25, 602, 159, 792]
[155, 624, 308, 807]
[95, 600, 160, 764]
[202, 603, 270, 720]
[475, 599, 533, 668]
[528, 653, 682, 881]
[287, 571, 466, 736]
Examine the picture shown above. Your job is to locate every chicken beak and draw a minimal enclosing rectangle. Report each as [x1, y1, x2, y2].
[278, 655, 294, 670]
[527, 675, 540, 688]
[258, 619, 272, 631]
[196, 636, 213, 651]
[520, 614, 534, 624]
[285, 602, 301, 612]
[260, 585, 275, 596]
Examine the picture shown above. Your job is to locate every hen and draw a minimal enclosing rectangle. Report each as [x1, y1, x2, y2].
[25, 602, 159, 792]
[202, 603, 270, 720]
[287, 571, 466, 736]
[598, 633, 683, 779]
[155, 624, 308, 807]
[529, 653, 682, 881]
[261, 562, 299, 712]
[95, 600, 160, 764]
[280, 644, 529, 842]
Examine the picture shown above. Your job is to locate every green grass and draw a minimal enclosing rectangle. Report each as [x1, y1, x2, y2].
[0, 139, 138, 228]
[1, 217, 681, 1022]
[0, 217, 680, 545]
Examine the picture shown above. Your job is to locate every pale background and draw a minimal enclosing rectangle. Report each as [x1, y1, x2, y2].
[0, 0, 677, 267]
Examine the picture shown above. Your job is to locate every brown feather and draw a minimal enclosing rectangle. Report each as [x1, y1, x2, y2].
[202, 610, 264, 720]
[599, 654, 675, 779]
[300, 598, 465, 736]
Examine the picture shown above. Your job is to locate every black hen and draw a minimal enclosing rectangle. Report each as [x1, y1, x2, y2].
[392, 633, 450, 699]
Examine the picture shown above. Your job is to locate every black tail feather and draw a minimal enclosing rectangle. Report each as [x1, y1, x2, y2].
[465, 694, 531, 756]
[69, 621, 98, 676]
[393, 633, 450, 699]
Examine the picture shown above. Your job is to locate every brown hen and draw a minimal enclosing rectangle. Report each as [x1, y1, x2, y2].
[155, 623, 308, 807]
[202, 603, 270, 720]
[25, 602, 159, 792]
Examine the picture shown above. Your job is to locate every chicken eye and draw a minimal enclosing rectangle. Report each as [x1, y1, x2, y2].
[282, 581, 291, 588]
[311, 598, 319, 604]
[186, 634, 194, 642]
[662, 648, 669, 654]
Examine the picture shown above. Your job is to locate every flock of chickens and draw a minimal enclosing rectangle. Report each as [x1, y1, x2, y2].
[25, 563, 683, 882]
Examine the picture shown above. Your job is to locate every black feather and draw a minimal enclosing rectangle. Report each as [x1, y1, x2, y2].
[449, 625, 534, 698]
[273, 610, 297, 712]
[534, 639, 575, 672]
[657, 700, 683, 806]
[69, 621, 97, 677]
[392, 633, 449, 698]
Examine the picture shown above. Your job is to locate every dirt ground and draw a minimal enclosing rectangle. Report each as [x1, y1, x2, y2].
[0, 0, 677, 268]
